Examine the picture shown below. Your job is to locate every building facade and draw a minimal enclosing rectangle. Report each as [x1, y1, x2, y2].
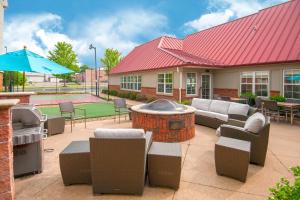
[109, 0, 300, 101]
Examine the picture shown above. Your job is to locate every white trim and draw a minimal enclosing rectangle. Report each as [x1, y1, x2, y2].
[283, 69, 300, 99]
[239, 71, 270, 97]
[200, 73, 212, 99]
[120, 75, 141, 92]
[186, 72, 198, 96]
[156, 72, 173, 95]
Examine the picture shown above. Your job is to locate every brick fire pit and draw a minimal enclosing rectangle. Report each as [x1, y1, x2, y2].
[131, 99, 195, 142]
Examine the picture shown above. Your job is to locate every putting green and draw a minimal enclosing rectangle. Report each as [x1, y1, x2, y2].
[39, 102, 115, 118]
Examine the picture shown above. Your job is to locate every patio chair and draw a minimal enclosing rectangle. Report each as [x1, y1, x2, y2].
[113, 98, 130, 123]
[59, 102, 86, 132]
[284, 99, 300, 122]
[90, 129, 153, 195]
[219, 113, 270, 166]
[254, 97, 265, 113]
[220, 96, 231, 101]
[263, 100, 287, 122]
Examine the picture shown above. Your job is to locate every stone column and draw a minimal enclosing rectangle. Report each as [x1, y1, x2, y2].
[0, 99, 19, 200]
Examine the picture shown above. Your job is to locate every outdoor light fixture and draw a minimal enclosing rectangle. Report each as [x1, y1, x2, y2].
[89, 44, 99, 96]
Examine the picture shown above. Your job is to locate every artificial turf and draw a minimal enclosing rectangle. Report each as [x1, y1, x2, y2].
[38, 102, 115, 118]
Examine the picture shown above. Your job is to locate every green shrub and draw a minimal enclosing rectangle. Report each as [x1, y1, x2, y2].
[268, 166, 300, 200]
[240, 92, 256, 106]
[179, 100, 191, 105]
[109, 90, 118, 96]
[136, 94, 147, 101]
[270, 95, 286, 102]
[128, 92, 138, 100]
[101, 89, 108, 94]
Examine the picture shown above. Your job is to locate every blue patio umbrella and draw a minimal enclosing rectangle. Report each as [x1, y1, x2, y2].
[0, 48, 73, 74]
[287, 75, 300, 81]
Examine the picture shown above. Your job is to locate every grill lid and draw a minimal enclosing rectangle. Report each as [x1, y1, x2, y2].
[141, 99, 186, 111]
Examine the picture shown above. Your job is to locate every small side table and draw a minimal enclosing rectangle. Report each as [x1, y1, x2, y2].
[147, 142, 182, 190]
[45, 116, 65, 136]
[215, 137, 251, 182]
[59, 141, 91, 185]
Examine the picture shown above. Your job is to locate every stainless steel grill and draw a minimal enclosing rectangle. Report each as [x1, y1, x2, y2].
[12, 104, 47, 177]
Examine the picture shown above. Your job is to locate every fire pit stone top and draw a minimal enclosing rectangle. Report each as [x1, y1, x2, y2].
[131, 99, 196, 115]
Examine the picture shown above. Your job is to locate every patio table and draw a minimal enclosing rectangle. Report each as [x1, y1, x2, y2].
[230, 97, 247, 104]
[277, 102, 300, 124]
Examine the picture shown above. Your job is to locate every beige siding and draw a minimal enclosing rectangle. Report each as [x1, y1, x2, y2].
[212, 63, 300, 95]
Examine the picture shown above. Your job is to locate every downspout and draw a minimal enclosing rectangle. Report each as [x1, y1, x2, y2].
[177, 67, 182, 102]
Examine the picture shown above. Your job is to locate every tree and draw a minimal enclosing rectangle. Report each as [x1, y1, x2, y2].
[48, 42, 80, 86]
[3, 71, 26, 91]
[100, 48, 122, 100]
[80, 64, 90, 73]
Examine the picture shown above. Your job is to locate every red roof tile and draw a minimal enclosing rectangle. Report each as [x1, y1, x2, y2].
[111, 0, 300, 74]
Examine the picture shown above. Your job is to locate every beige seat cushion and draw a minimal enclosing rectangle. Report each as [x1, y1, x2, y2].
[244, 113, 265, 133]
[94, 128, 145, 138]
[195, 110, 228, 122]
[209, 100, 231, 115]
[228, 102, 250, 116]
[191, 98, 212, 111]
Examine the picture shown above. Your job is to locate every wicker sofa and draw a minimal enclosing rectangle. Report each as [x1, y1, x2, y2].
[191, 98, 256, 129]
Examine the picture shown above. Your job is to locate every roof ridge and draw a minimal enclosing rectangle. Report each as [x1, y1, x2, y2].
[158, 47, 190, 63]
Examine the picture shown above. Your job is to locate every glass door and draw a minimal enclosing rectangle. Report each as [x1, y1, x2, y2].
[201, 74, 211, 99]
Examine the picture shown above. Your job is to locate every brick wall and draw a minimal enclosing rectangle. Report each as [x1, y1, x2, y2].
[213, 88, 238, 97]
[0, 93, 31, 104]
[0, 100, 19, 200]
[270, 90, 280, 96]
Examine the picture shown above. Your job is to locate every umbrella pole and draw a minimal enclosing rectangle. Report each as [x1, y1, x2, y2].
[22, 71, 25, 92]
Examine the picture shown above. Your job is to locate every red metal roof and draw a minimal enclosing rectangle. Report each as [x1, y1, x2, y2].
[111, 0, 300, 74]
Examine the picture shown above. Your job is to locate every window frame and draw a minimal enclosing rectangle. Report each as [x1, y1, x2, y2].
[186, 72, 197, 96]
[283, 69, 300, 99]
[156, 72, 173, 95]
[120, 75, 142, 92]
[240, 71, 270, 97]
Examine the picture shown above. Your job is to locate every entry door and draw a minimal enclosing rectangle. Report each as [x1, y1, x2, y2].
[201, 74, 211, 99]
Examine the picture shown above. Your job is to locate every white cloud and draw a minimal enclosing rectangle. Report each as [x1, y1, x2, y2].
[184, 0, 287, 31]
[4, 9, 168, 65]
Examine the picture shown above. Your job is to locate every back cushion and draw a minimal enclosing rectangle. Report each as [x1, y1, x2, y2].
[94, 128, 145, 139]
[228, 102, 250, 116]
[209, 100, 231, 114]
[191, 98, 212, 111]
[244, 113, 265, 134]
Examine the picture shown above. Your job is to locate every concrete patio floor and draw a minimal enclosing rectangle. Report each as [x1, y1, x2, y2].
[15, 119, 300, 200]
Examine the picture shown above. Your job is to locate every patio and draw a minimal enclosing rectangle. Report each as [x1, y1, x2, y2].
[15, 119, 300, 200]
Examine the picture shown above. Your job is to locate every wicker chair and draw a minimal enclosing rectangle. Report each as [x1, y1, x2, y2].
[220, 96, 231, 101]
[59, 102, 86, 132]
[90, 129, 153, 195]
[113, 98, 130, 123]
[220, 116, 271, 166]
[263, 100, 287, 122]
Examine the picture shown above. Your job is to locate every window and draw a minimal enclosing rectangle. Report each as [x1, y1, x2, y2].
[120, 75, 141, 91]
[157, 72, 173, 94]
[186, 73, 197, 95]
[240, 71, 269, 96]
[284, 70, 300, 99]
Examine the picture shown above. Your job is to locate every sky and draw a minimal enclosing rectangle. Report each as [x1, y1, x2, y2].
[4, 0, 287, 67]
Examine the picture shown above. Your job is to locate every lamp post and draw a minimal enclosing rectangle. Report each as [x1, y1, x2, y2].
[89, 44, 99, 96]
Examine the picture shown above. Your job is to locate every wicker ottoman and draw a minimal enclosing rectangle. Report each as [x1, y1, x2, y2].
[45, 116, 65, 136]
[59, 141, 91, 185]
[147, 142, 182, 190]
[215, 137, 251, 182]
